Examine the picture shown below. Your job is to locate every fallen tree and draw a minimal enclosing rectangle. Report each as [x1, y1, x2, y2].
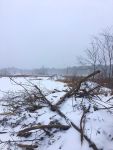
[56, 70, 101, 106]
[17, 124, 70, 137]
[9, 71, 102, 150]
[17, 144, 38, 149]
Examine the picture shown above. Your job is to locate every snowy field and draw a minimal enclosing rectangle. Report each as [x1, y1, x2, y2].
[0, 77, 113, 150]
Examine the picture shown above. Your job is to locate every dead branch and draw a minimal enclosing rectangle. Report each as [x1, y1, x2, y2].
[70, 70, 100, 96]
[9, 77, 32, 100]
[106, 96, 113, 102]
[53, 106, 99, 150]
[0, 112, 15, 116]
[80, 106, 90, 144]
[17, 124, 70, 136]
[46, 103, 99, 150]
[87, 85, 101, 94]
[70, 121, 99, 150]
[96, 106, 113, 110]
[23, 78, 55, 108]
[0, 138, 41, 144]
[17, 143, 38, 149]
[56, 70, 100, 106]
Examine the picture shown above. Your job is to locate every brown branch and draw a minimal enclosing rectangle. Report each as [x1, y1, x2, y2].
[24, 78, 54, 108]
[87, 85, 101, 94]
[51, 107, 99, 150]
[17, 144, 38, 149]
[56, 70, 100, 106]
[9, 77, 32, 99]
[70, 121, 99, 150]
[97, 106, 113, 110]
[54, 106, 99, 150]
[80, 106, 90, 144]
[17, 124, 70, 136]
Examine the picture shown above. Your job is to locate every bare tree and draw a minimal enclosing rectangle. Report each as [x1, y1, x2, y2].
[85, 41, 99, 72]
[102, 31, 113, 81]
[77, 39, 99, 75]
[78, 28, 113, 84]
[94, 29, 113, 81]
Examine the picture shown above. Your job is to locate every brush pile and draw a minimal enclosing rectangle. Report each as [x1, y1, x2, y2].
[0, 71, 113, 150]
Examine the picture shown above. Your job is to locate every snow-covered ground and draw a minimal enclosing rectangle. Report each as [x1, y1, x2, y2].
[0, 77, 113, 150]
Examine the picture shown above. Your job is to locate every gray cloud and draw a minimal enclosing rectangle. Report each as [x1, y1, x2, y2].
[0, 0, 113, 68]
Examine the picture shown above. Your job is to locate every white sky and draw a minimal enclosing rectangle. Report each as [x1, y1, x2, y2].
[0, 0, 113, 68]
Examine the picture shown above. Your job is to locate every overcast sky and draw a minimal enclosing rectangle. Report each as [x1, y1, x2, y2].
[0, 0, 113, 68]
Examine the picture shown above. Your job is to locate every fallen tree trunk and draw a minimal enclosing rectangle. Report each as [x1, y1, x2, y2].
[17, 144, 38, 149]
[18, 124, 70, 136]
[70, 121, 99, 150]
[80, 106, 90, 144]
[56, 70, 100, 106]
[71, 70, 100, 93]
[55, 108, 99, 150]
